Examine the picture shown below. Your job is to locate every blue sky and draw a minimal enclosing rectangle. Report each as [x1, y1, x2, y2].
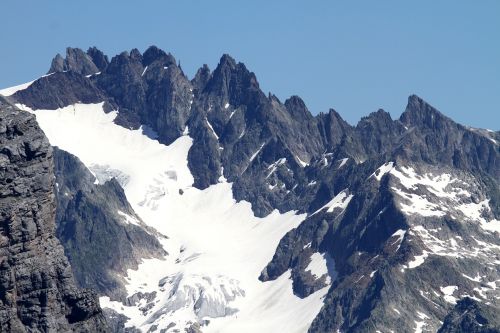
[2, 1, 499, 129]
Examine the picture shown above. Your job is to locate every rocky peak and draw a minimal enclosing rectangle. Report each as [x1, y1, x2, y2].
[49, 53, 65, 72]
[48, 47, 100, 76]
[326, 108, 351, 129]
[394, 94, 499, 179]
[204, 54, 260, 106]
[92, 46, 193, 144]
[219, 53, 238, 69]
[142, 45, 176, 67]
[353, 108, 406, 156]
[400, 94, 454, 130]
[87, 46, 109, 72]
[129, 48, 143, 62]
[357, 108, 393, 128]
[192, 64, 211, 92]
[284, 95, 313, 121]
[101, 47, 181, 86]
[12, 71, 107, 110]
[318, 108, 349, 125]
[105, 50, 143, 77]
[268, 93, 282, 104]
[316, 108, 353, 147]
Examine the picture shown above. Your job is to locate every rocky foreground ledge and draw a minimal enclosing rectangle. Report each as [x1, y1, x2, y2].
[0, 97, 108, 332]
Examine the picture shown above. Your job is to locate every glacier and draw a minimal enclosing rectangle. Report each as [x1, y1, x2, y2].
[16, 101, 332, 332]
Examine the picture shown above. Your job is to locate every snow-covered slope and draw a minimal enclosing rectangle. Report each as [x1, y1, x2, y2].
[18, 102, 331, 332]
[0, 80, 36, 96]
[0, 73, 53, 97]
[4, 46, 499, 333]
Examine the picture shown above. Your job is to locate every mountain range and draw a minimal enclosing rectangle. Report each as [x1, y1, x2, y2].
[0, 46, 499, 333]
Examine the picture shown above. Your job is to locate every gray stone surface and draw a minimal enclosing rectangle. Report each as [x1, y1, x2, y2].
[0, 98, 108, 332]
[54, 148, 167, 301]
[48, 47, 100, 76]
[438, 297, 500, 333]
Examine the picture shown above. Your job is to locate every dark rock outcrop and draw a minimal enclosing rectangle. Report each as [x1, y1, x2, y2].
[0, 98, 108, 332]
[93, 46, 191, 145]
[49, 47, 101, 76]
[438, 297, 500, 333]
[53, 148, 167, 301]
[86, 47, 109, 72]
[12, 71, 109, 110]
[398, 94, 499, 179]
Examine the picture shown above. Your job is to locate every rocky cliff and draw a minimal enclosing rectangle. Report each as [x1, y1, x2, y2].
[437, 297, 500, 333]
[54, 148, 167, 301]
[0, 98, 108, 332]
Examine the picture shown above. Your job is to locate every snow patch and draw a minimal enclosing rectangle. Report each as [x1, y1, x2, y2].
[266, 158, 287, 178]
[401, 250, 429, 271]
[117, 210, 141, 226]
[89, 164, 130, 187]
[389, 166, 500, 233]
[440, 285, 458, 304]
[86, 71, 101, 78]
[305, 252, 337, 286]
[390, 229, 406, 251]
[310, 190, 353, 217]
[456, 200, 500, 233]
[462, 273, 482, 282]
[205, 118, 219, 140]
[392, 187, 446, 217]
[390, 166, 463, 199]
[414, 311, 429, 333]
[0, 81, 36, 96]
[295, 155, 309, 167]
[337, 158, 348, 169]
[249, 143, 265, 162]
[0, 73, 54, 96]
[370, 162, 394, 181]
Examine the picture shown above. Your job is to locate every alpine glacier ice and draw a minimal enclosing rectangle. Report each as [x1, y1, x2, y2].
[19, 102, 332, 332]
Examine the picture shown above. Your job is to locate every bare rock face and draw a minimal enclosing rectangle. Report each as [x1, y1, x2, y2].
[53, 147, 167, 301]
[438, 297, 500, 333]
[12, 71, 109, 111]
[0, 98, 108, 332]
[48, 47, 100, 76]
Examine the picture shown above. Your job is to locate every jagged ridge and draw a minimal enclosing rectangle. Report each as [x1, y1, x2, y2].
[2, 46, 499, 333]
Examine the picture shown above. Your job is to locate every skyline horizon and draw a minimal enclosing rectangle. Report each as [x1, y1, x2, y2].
[3, 44, 497, 131]
[2, 1, 498, 130]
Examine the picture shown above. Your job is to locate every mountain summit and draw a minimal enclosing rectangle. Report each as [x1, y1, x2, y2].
[0, 46, 499, 333]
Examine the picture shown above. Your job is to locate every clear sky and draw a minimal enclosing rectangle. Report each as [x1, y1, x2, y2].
[2, 0, 499, 129]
